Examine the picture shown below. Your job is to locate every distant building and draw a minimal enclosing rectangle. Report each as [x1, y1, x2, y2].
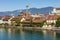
[52, 8, 60, 14]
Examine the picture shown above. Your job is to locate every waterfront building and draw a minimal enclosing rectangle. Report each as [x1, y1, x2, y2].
[43, 14, 58, 28]
[0, 16, 11, 24]
[10, 16, 22, 26]
[46, 15, 57, 25]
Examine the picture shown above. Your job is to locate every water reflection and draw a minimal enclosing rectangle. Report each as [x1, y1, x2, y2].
[24, 30, 32, 40]
[0, 28, 60, 40]
[20, 29, 25, 40]
[43, 30, 56, 40]
[0, 28, 5, 40]
[7, 28, 12, 40]
[56, 32, 60, 40]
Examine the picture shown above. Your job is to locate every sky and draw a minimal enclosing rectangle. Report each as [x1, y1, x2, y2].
[0, 0, 60, 12]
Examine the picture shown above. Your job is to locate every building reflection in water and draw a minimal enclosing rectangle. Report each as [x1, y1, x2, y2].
[8, 28, 12, 40]
[0, 28, 6, 40]
[7, 28, 25, 40]
[24, 30, 32, 40]
[7, 28, 19, 40]
[20, 29, 25, 40]
[43, 30, 56, 40]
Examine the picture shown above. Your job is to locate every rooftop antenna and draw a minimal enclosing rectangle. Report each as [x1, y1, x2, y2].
[26, 5, 29, 12]
[26, 2, 31, 12]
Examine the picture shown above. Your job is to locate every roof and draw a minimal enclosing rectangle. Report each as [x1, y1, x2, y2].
[55, 8, 60, 10]
[22, 17, 31, 23]
[11, 16, 21, 21]
[0, 16, 11, 18]
[33, 17, 45, 23]
[47, 15, 57, 20]
[2, 16, 12, 21]
[31, 15, 40, 17]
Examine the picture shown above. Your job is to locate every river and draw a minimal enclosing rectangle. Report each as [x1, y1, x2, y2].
[0, 28, 60, 40]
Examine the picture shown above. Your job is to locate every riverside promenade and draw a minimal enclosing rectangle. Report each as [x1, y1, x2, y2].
[0, 26, 60, 31]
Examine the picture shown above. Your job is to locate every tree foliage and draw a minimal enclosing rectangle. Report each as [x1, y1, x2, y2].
[30, 19, 33, 27]
[15, 19, 20, 26]
[39, 22, 44, 27]
[4, 23, 9, 26]
[50, 23, 54, 26]
[55, 17, 60, 27]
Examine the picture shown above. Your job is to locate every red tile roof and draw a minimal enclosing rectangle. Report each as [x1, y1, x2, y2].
[2, 16, 11, 19]
[56, 8, 60, 10]
[47, 15, 57, 20]
[1, 16, 12, 21]
[11, 16, 21, 21]
[33, 17, 45, 23]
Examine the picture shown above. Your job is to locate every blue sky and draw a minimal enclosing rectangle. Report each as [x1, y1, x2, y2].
[0, 0, 60, 12]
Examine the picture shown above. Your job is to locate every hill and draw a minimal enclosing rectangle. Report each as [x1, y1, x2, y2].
[0, 7, 53, 16]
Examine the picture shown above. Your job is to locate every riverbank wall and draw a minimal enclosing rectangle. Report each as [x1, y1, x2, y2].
[0, 26, 60, 31]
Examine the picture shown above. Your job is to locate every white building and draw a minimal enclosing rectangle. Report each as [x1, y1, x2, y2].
[52, 8, 60, 14]
[0, 16, 14, 24]
[46, 15, 57, 25]
[0, 19, 3, 24]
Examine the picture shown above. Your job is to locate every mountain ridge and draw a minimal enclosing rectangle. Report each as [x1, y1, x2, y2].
[0, 7, 53, 16]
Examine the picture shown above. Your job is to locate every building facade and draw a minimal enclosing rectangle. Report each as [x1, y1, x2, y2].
[52, 8, 60, 14]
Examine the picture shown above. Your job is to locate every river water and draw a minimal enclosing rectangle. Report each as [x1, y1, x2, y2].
[0, 28, 60, 40]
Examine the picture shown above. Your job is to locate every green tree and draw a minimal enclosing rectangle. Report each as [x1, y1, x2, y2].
[55, 17, 60, 27]
[30, 19, 33, 27]
[39, 22, 44, 27]
[4, 23, 9, 26]
[4, 23, 9, 28]
[33, 22, 44, 27]
[11, 21, 16, 26]
[15, 19, 20, 26]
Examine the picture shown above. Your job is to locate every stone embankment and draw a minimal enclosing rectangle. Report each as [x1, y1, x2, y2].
[0, 26, 60, 31]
